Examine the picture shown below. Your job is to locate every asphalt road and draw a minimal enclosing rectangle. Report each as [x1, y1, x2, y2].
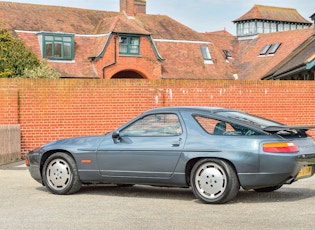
[1, 161, 315, 230]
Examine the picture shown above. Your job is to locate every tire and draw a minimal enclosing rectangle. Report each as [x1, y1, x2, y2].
[254, 185, 282, 193]
[42, 152, 82, 195]
[190, 159, 239, 204]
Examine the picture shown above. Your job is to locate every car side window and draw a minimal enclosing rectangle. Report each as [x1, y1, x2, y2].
[120, 113, 182, 137]
[194, 115, 262, 136]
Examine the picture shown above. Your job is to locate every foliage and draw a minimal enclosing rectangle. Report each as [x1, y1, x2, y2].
[22, 61, 61, 79]
[0, 27, 59, 78]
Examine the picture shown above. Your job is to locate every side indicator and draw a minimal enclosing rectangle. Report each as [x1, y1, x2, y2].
[25, 158, 29, 166]
[263, 142, 298, 153]
[81, 159, 92, 164]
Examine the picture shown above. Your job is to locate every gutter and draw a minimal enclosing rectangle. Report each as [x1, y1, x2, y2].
[102, 35, 117, 79]
[148, 36, 164, 62]
[306, 58, 315, 70]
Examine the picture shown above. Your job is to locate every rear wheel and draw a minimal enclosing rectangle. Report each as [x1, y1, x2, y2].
[254, 185, 282, 192]
[42, 152, 82, 195]
[190, 159, 239, 204]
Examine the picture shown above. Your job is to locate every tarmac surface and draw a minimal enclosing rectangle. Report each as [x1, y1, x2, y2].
[1, 160, 315, 230]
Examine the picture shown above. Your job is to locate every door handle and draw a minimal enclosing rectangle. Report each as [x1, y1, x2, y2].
[171, 138, 182, 147]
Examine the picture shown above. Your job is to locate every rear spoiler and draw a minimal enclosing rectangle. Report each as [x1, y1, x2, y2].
[263, 125, 315, 132]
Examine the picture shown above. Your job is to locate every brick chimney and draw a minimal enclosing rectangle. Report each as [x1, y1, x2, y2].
[120, 0, 146, 16]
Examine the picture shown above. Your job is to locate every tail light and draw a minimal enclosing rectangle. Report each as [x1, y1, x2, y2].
[263, 142, 298, 153]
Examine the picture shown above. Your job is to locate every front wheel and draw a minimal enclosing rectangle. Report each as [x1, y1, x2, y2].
[42, 152, 82, 195]
[190, 159, 240, 204]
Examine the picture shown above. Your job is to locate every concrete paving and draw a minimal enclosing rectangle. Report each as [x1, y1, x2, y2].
[1, 161, 315, 230]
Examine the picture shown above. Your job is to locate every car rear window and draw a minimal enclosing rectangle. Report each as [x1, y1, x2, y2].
[194, 115, 265, 136]
[214, 111, 282, 128]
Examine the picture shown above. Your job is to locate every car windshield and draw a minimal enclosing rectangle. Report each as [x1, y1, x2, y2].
[215, 111, 283, 128]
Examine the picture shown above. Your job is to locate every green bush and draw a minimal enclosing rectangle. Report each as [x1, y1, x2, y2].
[22, 61, 61, 78]
[0, 27, 59, 78]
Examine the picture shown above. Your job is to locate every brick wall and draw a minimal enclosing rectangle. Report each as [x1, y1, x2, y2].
[1, 79, 315, 156]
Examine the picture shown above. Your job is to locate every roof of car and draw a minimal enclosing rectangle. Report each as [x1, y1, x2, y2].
[145, 106, 238, 114]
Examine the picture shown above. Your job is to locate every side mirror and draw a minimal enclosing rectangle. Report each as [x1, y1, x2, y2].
[112, 130, 121, 143]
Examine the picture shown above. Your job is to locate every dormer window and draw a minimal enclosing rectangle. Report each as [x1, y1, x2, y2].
[119, 36, 140, 55]
[42, 33, 74, 60]
[200, 46, 213, 64]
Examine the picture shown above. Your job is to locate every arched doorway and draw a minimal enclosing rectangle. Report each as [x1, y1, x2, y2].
[111, 70, 145, 79]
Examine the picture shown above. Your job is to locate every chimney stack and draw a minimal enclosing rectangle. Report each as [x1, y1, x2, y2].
[120, 0, 146, 17]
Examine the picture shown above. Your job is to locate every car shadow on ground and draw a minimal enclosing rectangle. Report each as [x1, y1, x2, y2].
[233, 186, 315, 204]
[78, 184, 195, 201]
[35, 184, 315, 204]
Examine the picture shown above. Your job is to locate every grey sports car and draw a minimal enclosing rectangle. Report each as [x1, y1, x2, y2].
[26, 106, 315, 204]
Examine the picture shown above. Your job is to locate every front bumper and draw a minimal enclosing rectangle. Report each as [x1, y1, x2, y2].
[27, 164, 42, 184]
[25, 150, 43, 185]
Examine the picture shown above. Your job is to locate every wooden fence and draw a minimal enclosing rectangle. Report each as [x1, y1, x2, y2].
[0, 125, 21, 164]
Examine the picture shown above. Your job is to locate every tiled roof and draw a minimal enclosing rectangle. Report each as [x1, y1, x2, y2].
[155, 41, 233, 80]
[136, 14, 207, 41]
[235, 28, 313, 80]
[263, 34, 315, 79]
[0, 2, 118, 34]
[233, 5, 312, 24]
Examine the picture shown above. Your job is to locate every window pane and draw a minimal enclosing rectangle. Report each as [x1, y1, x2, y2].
[130, 37, 139, 45]
[291, 24, 297, 30]
[54, 36, 62, 41]
[121, 114, 182, 137]
[270, 22, 277, 32]
[194, 115, 264, 136]
[54, 42, 62, 57]
[129, 45, 139, 54]
[64, 43, 71, 58]
[237, 23, 243, 36]
[45, 36, 53, 41]
[120, 37, 128, 44]
[243, 22, 249, 35]
[200, 46, 211, 60]
[278, 23, 284, 32]
[268, 43, 281, 54]
[63, 37, 72, 42]
[249, 21, 256, 34]
[264, 22, 270, 33]
[259, 44, 272, 55]
[120, 45, 128, 53]
[45, 42, 53, 57]
[257, 21, 263, 33]
[284, 23, 290, 31]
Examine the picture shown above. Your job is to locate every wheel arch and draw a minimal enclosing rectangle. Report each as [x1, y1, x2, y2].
[185, 157, 239, 186]
[40, 150, 74, 178]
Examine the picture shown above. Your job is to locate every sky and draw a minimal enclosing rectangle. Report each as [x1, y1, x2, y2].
[1, 0, 314, 35]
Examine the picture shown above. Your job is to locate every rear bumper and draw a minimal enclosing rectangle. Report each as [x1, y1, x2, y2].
[298, 153, 315, 164]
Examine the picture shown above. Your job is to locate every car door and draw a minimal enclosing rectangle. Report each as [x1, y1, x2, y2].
[97, 113, 185, 179]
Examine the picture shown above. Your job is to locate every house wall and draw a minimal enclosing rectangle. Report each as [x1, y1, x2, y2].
[93, 36, 162, 79]
[1, 78, 315, 156]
